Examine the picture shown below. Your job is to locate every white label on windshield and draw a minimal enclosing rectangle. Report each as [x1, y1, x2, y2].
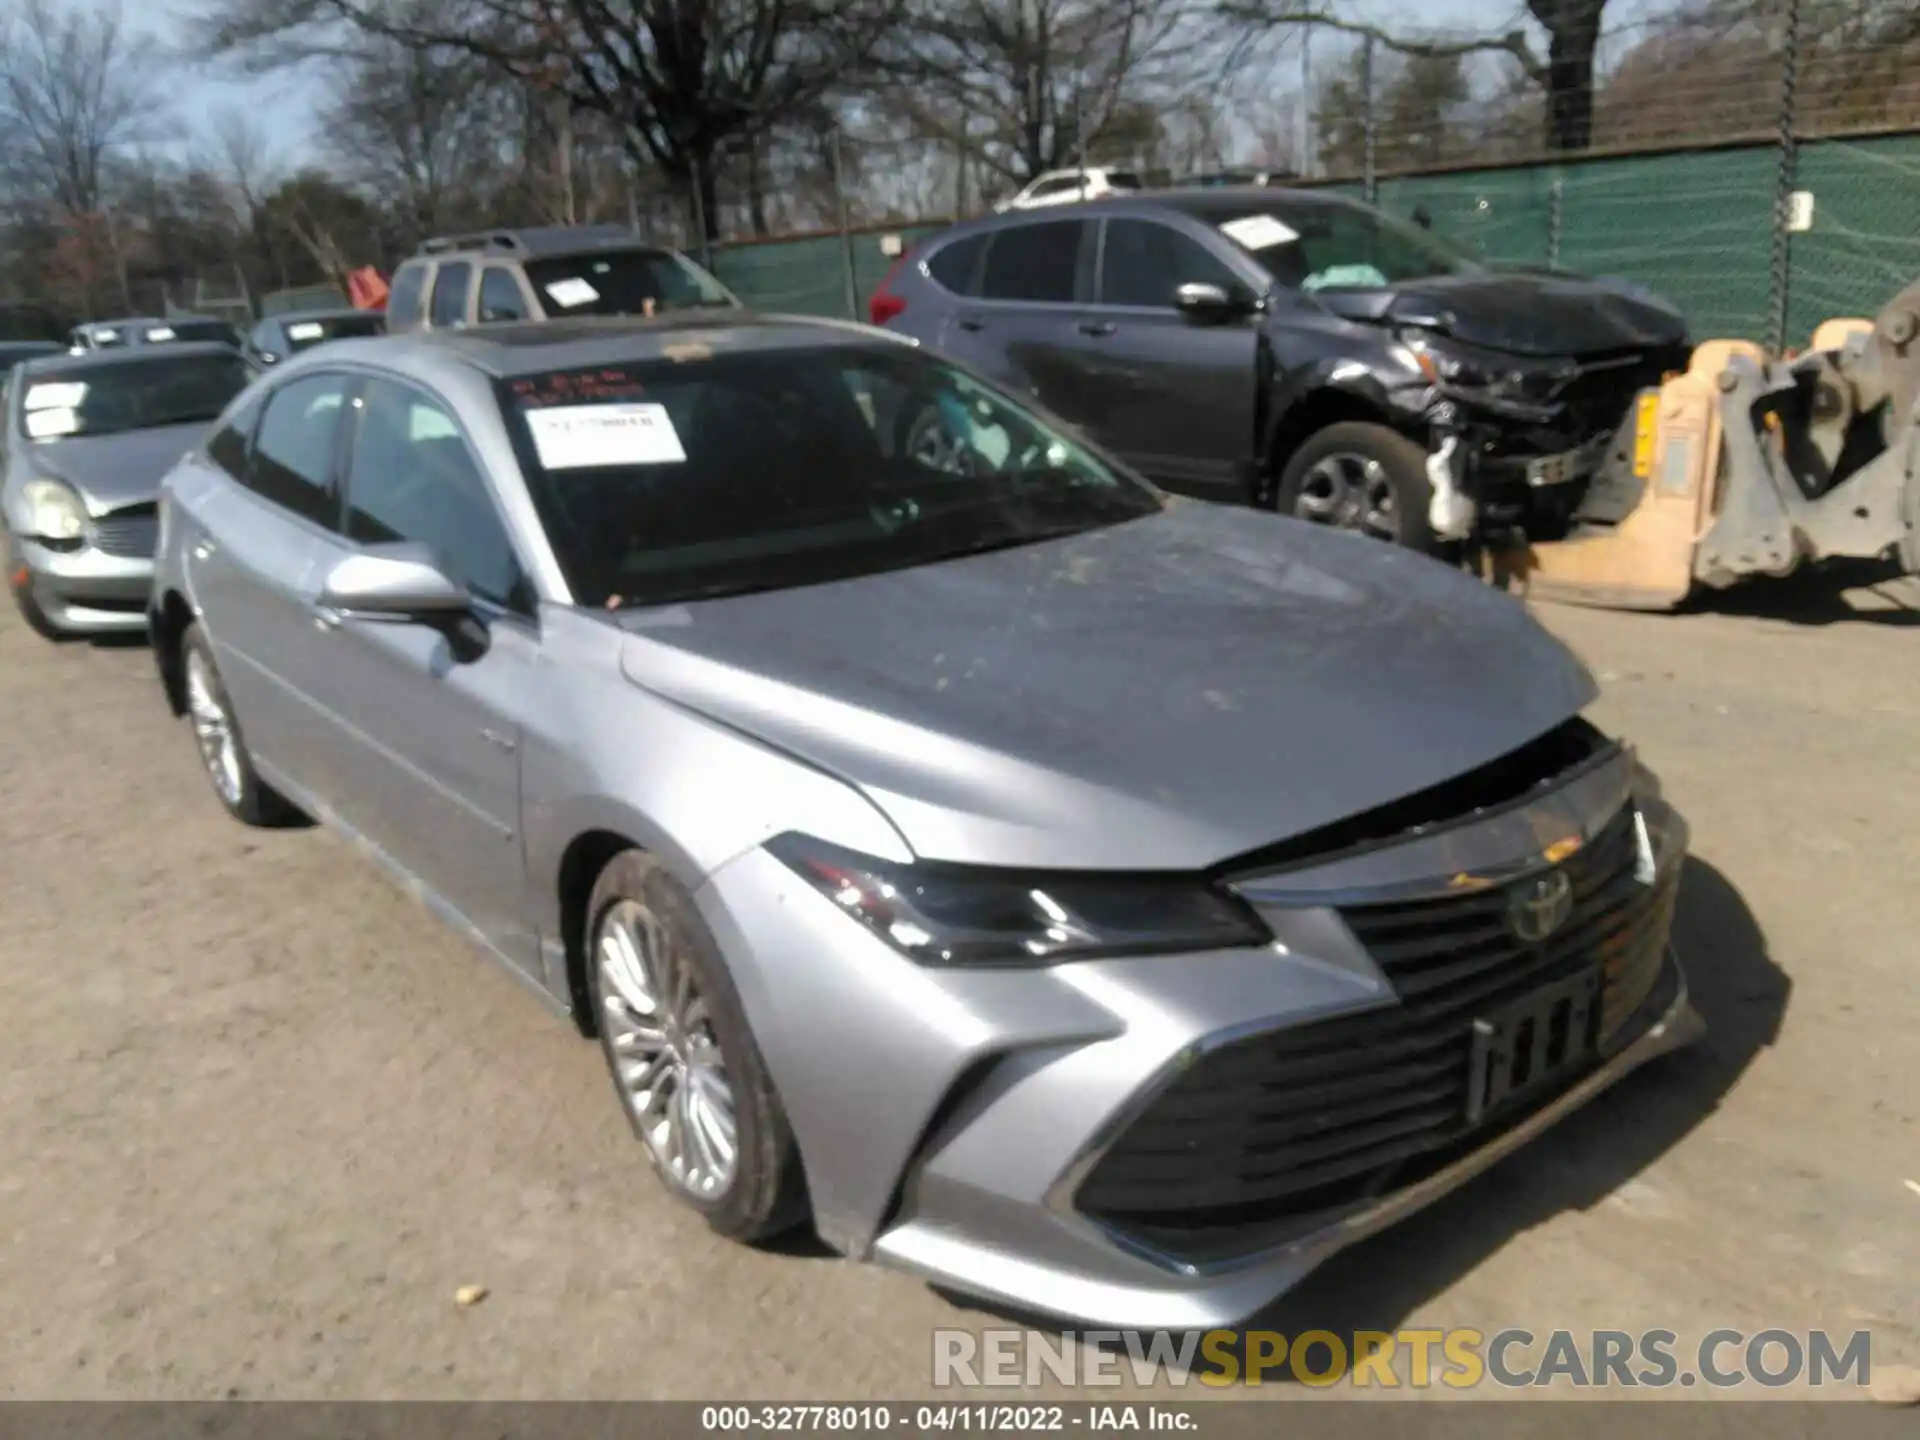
[527, 403, 686, 469]
[1220, 214, 1299, 250]
[26, 406, 78, 438]
[544, 277, 600, 309]
[24, 381, 86, 411]
[145, 326, 177, 342]
[288, 321, 325, 341]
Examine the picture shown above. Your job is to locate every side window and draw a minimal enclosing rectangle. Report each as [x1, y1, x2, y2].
[477, 267, 528, 323]
[245, 373, 349, 525]
[926, 234, 985, 296]
[206, 392, 265, 479]
[343, 379, 527, 609]
[1099, 219, 1245, 308]
[1028, 177, 1080, 199]
[979, 220, 1089, 304]
[387, 264, 428, 327]
[429, 262, 472, 328]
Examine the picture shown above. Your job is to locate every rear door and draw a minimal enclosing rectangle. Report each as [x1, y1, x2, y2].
[293, 374, 541, 973]
[185, 371, 356, 796]
[944, 218, 1099, 423]
[1081, 216, 1263, 498]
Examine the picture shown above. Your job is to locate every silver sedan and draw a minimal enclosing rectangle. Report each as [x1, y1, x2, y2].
[147, 316, 1698, 1329]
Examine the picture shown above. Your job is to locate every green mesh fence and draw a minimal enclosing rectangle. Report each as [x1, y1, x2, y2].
[705, 131, 1920, 347]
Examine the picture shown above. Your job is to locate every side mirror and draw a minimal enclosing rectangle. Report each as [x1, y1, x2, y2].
[318, 545, 490, 659]
[319, 545, 472, 621]
[1174, 282, 1238, 323]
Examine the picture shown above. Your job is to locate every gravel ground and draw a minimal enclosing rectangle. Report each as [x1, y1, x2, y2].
[0, 565, 1914, 1402]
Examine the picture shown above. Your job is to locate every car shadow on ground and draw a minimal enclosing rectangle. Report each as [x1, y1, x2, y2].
[932, 857, 1788, 1378]
[1685, 556, 1920, 626]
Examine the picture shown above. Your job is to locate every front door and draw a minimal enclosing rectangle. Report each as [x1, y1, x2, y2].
[1081, 217, 1262, 498]
[299, 375, 541, 976]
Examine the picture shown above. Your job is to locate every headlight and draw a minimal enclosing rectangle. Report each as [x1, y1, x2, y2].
[19, 479, 87, 542]
[767, 834, 1271, 968]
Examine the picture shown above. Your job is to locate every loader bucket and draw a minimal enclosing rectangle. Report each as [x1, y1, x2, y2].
[1808, 317, 1870, 352]
[1487, 339, 1767, 611]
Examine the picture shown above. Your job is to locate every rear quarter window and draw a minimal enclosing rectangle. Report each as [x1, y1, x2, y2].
[926, 234, 985, 296]
[387, 264, 429, 328]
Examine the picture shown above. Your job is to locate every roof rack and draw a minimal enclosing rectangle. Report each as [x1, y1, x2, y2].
[416, 224, 649, 260]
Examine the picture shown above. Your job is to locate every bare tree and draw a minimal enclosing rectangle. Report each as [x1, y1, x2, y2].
[881, 0, 1208, 190]
[1222, 0, 1613, 153]
[0, 0, 164, 212]
[196, 0, 912, 240]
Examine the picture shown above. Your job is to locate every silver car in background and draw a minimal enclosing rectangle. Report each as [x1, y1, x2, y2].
[3, 343, 252, 637]
[148, 316, 1698, 1328]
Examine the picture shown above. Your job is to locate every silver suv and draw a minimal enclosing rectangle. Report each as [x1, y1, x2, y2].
[385, 225, 740, 333]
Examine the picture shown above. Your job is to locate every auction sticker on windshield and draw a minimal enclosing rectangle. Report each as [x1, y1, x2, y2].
[527, 402, 686, 469]
[1220, 214, 1299, 251]
[545, 277, 601, 309]
[288, 322, 325, 341]
[24, 382, 86, 411]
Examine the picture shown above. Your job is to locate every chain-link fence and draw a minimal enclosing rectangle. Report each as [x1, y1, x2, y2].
[691, 6, 1920, 351]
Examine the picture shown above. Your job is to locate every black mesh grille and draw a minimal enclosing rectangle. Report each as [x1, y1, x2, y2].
[1076, 804, 1677, 1263]
[91, 504, 158, 559]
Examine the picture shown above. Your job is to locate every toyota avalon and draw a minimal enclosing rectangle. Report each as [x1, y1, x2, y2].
[147, 315, 1699, 1328]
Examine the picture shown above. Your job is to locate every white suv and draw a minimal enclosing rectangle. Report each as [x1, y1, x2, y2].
[993, 167, 1144, 212]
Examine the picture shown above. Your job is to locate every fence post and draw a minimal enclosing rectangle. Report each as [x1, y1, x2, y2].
[832, 129, 860, 321]
[1767, 0, 1802, 354]
[1548, 177, 1563, 269]
[1361, 34, 1377, 204]
[689, 157, 714, 272]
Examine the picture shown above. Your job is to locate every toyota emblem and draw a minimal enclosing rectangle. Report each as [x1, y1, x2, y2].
[1506, 869, 1574, 944]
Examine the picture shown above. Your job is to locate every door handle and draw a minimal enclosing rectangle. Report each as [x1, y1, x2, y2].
[1078, 321, 1117, 338]
[191, 541, 216, 561]
[956, 317, 986, 332]
[311, 604, 343, 632]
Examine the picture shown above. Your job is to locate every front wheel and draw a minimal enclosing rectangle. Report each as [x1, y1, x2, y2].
[586, 849, 807, 1243]
[180, 622, 308, 827]
[1274, 421, 1440, 554]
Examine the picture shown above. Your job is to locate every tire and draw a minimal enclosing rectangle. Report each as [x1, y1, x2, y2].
[1274, 421, 1440, 554]
[585, 849, 807, 1243]
[180, 622, 308, 828]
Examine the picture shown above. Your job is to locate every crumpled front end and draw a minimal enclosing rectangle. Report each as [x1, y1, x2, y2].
[693, 726, 1701, 1330]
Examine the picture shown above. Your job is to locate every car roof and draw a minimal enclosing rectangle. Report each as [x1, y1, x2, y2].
[946, 185, 1360, 239]
[21, 340, 243, 373]
[335, 313, 907, 381]
[411, 224, 667, 262]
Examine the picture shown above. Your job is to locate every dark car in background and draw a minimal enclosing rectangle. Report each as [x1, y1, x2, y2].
[870, 187, 1689, 553]
[384, 225, 739, 335]
[2, 343, 251, 637]
[243, 308, 386, 368]
[69, 315, 244, 353]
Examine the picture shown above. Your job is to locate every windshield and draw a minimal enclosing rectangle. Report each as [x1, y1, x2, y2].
[18, 353, 253, 441]
[154, 319, 242, 347]
[1217, 198, 1482, 291]
[284, 313, 385, 352]
[523, 249, 736, 318]
[496, 344, 1163, 608]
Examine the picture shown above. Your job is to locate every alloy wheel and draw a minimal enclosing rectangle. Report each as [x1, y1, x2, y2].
[596, 897, 739, 1200]
[1293, 451, 1402, 541]
[185, 648, 243, 808]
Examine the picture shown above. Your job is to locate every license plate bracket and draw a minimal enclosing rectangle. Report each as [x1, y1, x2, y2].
[1465, 968, 1602, 1125]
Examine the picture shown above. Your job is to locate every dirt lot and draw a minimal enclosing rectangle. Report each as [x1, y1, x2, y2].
[0, 566, 1914, 1402]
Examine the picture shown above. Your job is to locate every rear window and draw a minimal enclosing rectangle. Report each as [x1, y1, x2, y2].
[18, 353, 253, 441]
[926, 234, 985, 296]
[284, 313, 386, 352]
[1106, 171, 1144, 189]
[523, 250, 736, 317]
[388, 264, 428, 327]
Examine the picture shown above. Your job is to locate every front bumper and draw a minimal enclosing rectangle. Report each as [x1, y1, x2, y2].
[8, 532, 153, 634]
[694, 748, 1699, 1330]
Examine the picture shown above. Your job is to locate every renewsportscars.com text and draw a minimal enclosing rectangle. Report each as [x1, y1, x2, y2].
[932, 1327, 1874, 1390]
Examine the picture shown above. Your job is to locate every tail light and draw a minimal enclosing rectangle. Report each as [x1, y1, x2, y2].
[868, 252, 910, 326]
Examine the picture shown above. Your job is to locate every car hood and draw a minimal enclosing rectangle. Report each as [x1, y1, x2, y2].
[1312, 271, 1687, 356]
[27, 423, 207, 513]
[615, 503, 1598, 871]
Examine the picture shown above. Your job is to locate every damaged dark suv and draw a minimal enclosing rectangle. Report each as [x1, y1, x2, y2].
[871, 187, 1690, 552]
